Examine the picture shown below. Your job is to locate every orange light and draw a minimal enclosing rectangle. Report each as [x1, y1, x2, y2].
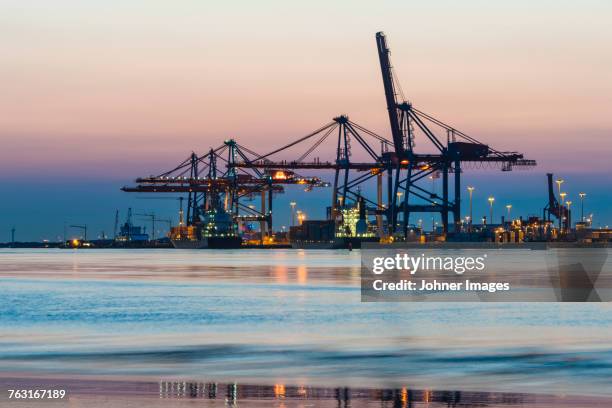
[400, 387, 408, 403]
[420, 164, 430, 170]
[400, 159, 409, 165]
[274, 384, 286, 398]
[273, 170, 287, 180]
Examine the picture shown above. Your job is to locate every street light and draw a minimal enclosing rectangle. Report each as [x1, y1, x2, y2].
[506, 204, 512, 224]
[488, 196, 495, 225]
[555, 178, 564, 198]
[559, 192, 567, 233]
[290, 201, 297, 226]
[467, 186, 475, 232]
[579, 193, 586, 222]
[566, 200, 572, 229]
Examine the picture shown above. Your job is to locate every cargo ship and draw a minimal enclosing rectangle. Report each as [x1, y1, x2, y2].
[290, 197, 379, 249]
[113, 208, 153, 248]
[169, 207, 242, 249]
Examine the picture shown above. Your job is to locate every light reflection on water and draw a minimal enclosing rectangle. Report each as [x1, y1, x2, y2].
[1, 248, 612, 398]
[3, 377, 610, 408]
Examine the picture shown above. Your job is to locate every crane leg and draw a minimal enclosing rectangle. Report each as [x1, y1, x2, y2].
[454, 159, 461, 231]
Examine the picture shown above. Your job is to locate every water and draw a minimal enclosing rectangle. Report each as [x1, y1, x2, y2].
[1, 248, 612, 399]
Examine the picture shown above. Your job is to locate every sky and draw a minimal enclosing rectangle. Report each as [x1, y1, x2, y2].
[0, 0, 611, 241]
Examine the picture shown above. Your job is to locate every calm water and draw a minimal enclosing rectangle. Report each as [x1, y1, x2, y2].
[1, 248, 612, 398]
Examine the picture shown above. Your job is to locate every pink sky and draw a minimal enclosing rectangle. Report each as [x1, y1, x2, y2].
[1, 1, 611, 177]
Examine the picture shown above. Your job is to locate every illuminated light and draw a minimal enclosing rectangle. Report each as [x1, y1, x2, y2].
[72, 239, 79, 247]
[273, 170, 288, 180]
[400, 159, 409, 165]
[400, 387, 408, 403]
[274, 384, 286, 398]
[420, 164, 430, 170]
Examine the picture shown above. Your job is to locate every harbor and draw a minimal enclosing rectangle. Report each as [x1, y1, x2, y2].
[1, 2, 611, 406]
[4, 33, 608, 250]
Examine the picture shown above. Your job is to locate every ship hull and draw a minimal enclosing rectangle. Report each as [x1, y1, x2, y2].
[171, 239, 208, 249]
[171, 236, 242, 249]
[291, 237, 379, 249]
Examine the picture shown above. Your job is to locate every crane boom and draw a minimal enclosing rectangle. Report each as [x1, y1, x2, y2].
[376, 32, 404, 157]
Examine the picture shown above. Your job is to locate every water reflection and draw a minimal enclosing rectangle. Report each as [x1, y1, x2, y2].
[156, 380, 530, 407]
[0, 248, 362, 285]
[154, 380, 612, 406]
[12, 376, 608, 407]
[2, 249, 612, 400]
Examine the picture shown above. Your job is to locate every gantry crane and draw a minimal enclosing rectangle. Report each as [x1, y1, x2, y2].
[375, 32, 536, 235]
[233, 115, 394, 238]
[121, 32, 536, 242]
[122, 139, 325, 239]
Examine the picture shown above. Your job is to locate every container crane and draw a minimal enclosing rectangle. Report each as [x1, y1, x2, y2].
[122, 140, 325, 242]
[375, 31, 536, 236]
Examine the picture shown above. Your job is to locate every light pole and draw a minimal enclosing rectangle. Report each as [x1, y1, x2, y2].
[467, 186, 474, 232]
[559, 192, 567, 233]
[555, 179, 564, 233]
[290, 202, 297, 227]
[555, 178, 564, 198]
[289, 201, 297, 227]
[506, 204, 512, 224]
[566, 200, 572, 230]
[579, 193, 586, 222]
[488, 196, 495, 226]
